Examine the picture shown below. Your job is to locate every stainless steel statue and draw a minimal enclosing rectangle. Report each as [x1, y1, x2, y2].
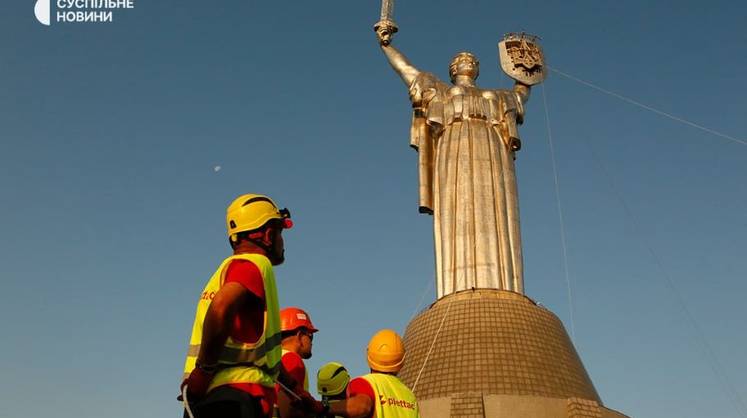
[375, 12, 546, 298]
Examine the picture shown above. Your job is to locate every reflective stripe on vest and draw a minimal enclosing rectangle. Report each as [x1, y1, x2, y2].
[362, 374, 419, 418]
[182, 253, 282, 390]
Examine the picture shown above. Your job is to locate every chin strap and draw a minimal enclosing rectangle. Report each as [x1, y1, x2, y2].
[255, 237, 274, 253]
[244, 227, 273, 251]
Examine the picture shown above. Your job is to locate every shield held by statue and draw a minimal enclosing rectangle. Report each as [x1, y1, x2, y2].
[498, 34, 546, 85]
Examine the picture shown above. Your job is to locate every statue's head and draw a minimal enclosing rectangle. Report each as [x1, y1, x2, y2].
[449, 52, 479, 83]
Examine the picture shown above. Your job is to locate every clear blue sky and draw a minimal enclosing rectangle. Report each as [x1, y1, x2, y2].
[1, 1, 745, 417]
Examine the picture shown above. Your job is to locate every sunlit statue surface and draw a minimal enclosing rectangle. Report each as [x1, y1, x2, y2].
[375, 16, 546, 298]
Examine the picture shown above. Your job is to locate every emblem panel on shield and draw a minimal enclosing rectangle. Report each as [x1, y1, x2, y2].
[498, 33, 546, 85]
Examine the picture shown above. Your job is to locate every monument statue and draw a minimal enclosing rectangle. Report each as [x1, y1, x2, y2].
[375, 12, 546, 298]
[373, 8, 627, 418]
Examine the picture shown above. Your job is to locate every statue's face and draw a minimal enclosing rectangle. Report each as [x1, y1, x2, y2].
[456, 57, 477, 77]
[450, 54, 479, 82]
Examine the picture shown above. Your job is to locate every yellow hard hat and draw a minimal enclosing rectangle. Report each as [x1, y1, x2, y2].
[367, 329, 405, 373]
[226, 194, 292, 241]
[316, 362, 351, 396]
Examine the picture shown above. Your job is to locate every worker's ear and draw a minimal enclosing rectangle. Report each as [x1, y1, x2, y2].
[262, 227, 275, 246]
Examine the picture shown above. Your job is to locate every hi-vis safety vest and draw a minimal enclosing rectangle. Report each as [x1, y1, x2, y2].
[183, 253, 282, 391]
[362, 373, 419, 418]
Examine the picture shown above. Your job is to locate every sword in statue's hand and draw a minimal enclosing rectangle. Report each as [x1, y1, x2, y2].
[374, 0, 398, 45]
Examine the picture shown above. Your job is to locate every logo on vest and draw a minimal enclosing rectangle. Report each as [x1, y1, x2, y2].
[379, 394, 416, 410]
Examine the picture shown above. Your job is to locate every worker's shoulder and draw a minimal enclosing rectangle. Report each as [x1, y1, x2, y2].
[229, 254, 275, 276]
[348, 376, 374, 397]
[227, 257, 259, 268]
[225, 258, 263, 279]
[224, 258, 266, 298]
[281, 350, 305, 368]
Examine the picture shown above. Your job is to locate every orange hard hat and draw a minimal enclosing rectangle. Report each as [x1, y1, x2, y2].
[367, 329, 405, 373]
[280, 307, 318, 333]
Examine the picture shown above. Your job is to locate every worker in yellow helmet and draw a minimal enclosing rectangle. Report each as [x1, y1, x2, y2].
[327, 330, 419, 418]
[180, 194, 323, 418]
[317, 362, 351, 418]
[317, 361, 351, 402]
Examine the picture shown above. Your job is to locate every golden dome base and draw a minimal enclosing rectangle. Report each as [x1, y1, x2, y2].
[398, 289, 628, 418]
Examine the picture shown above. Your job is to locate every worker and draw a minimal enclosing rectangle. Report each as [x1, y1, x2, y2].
[317, 361, 351, 402]
[180, 193, 322, 418]
[317, 362, 351, 417]
[328, 330, 419, 418]
[274, 307, 320, 418]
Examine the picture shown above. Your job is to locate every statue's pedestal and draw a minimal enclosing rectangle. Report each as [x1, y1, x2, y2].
[399, 289, 629, 418]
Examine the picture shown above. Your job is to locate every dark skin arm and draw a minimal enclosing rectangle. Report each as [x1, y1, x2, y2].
[180, 282, 251, 399]
[195, 281, 248, 367]
[277, 385, 308, 418]
[197, 281, 300, 390]
[327, 394, 374, 418]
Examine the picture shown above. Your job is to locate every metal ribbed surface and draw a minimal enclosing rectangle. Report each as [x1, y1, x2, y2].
[399, 289, 601, 406]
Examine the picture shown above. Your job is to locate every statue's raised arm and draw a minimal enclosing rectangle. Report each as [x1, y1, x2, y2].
[375, 21, 420, 87]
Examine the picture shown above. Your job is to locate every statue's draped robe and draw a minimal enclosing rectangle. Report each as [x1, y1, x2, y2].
[409, 72, 526, 298]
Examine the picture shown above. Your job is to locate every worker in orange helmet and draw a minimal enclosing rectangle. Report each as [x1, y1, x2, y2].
[180, 194, 324, 418]
[274, 307, 326, 418]
[327, 329, 419, 418]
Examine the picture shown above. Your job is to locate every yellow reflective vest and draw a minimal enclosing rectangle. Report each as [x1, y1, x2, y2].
[183, 253, 282, 391]
[361, 373, 419, 418]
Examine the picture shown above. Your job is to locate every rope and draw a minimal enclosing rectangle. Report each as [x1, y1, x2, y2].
[548, 66, 747, 147]
[582, 138, 747, 418]
[408, 276, 434, 323]
[182, 385, 196, 418]
[277, 380, 302, 401]
[541, 83, 576, 341]
[411, 298, 453, 393]
[398, 277, 434, 368]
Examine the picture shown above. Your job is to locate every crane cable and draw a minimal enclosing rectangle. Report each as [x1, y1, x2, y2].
[584, 137, 747, 418]
[548, 66, 747, 147]
[411, 297, 453, 393]
[543, 68, 746, 416]
[541, 83, 576, 342]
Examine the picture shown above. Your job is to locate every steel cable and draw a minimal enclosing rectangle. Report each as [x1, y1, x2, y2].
[548, 66, 747, 147]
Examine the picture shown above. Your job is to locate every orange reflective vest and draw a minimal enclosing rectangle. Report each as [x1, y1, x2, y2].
[183, 253, 282, 391]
